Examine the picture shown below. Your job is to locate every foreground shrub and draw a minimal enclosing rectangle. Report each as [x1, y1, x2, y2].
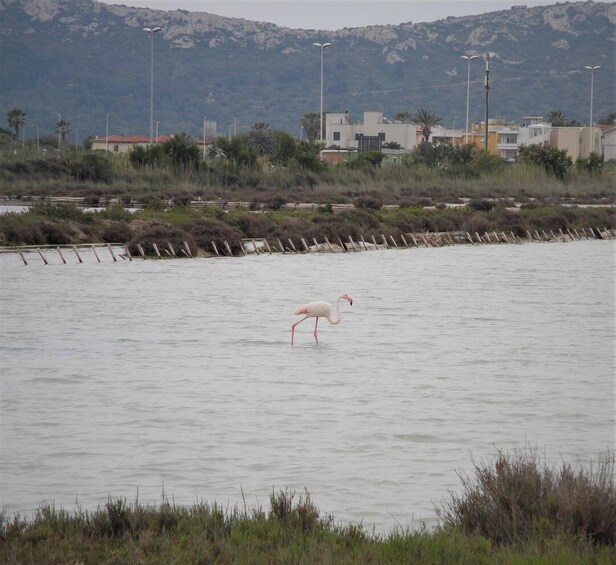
[438, 449, 615, 546]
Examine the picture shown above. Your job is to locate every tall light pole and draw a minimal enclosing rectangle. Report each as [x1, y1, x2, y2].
[203, 116, 207, 159]
[143, 26, 162, 143]
[483, 53, 491, 151]
[461, 55, 478, 143]
[313, 42, 331, 143]
[584, 65, 601, 154]
[105, 113, 109, 153]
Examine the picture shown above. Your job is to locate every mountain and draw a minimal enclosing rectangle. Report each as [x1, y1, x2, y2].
[0, 0, 613, 140]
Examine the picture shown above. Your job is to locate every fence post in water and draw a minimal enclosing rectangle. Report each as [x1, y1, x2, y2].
[91, 244, 101, 263]
[277, 239, 286, 254]
[484, 232, 492, 244]
[348, 236, 357, 251]
[19, 251, 28, 265]
[360, 235, 369, 251]
[542, 230, 550, 242]
[184, 241, 193, 258]
[240, 241, 247, 256]
[137, 244, 146, 259]
[596, 227, 604, 239]
[474, 232, 482, 244]
[288, 238, 297, 253]
[526, 230, 534, 243]
[371, 234, 379, 249]
[153, 243, 162, 258]
[57, 247, 66, 264]
[501, 232, 510, 244]
[381, 234, 389, 248]
[212, 241, 220, 256]
[338, 236, 348, 251]
[324, 237, 334, 253]
[37, 248, 48, 265]
[180, 248, 190, 258]
[108, 244, 117, 262]
[400, 234, 409, 248]
[466, 232, 474, 245]
[224, 241, 233, 256]
[312, 238, 322, 252]
[122, 243, 131, 261]
[389, 235, 398, 248]
[167, 242, 176, 257]
[573, 229, 581, 240]
[264, 239, 273, 254]
[72, 245, 83, 263]
[165, 249, 173, 258]
[301, 238, 310, 253]
[447, 233, 456, 246]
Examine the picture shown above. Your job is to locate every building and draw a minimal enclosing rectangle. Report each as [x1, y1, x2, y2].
[549, 127, 601, 161]
[600, 126, 616, 161]
[91, 134, 211, 154]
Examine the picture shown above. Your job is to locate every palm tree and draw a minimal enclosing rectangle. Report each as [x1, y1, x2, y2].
[410, 108, 443, 142]
[545, 110, 580, 127]
[6, 108, 26, 140]
[55, 118, 71, 147]
[393, 111, 413, 123]
[300, 112, 321, 142]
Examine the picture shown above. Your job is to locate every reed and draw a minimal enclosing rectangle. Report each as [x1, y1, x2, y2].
[1, 452, 613, 564]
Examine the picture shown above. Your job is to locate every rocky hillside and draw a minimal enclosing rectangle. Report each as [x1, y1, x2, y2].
[0, 0, 613, 139]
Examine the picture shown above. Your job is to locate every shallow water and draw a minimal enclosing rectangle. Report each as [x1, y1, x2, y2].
[1, 241, 614, 530]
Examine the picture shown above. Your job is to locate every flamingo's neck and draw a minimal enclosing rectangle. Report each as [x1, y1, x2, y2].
[327, 296, 344, 325]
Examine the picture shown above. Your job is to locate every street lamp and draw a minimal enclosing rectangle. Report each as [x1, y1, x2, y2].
[105, 113, 109, 153]
[143, 26, 162, 143]
[313, 42, 332, 142]
[461, 55, 478, 143]
[584, 65, 601, 154]
[203, 116, 207, 159]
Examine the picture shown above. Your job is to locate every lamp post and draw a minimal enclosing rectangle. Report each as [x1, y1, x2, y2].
[203, 116, 207, 159]
[584, 65, 601, 154]
[461, 55, 478, 143]
[143, 26, 162, 143]
[105, 113, 109, 153]
[155, 121, 160, 143]
[313, 42, 331, 143]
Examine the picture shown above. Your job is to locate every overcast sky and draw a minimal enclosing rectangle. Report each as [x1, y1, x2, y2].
[99, 0, 560, 30]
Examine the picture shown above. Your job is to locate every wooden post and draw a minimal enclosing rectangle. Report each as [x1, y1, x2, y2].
[184, 241, 193, 258]
[475, 232, 483, 244]
[348, 236, 357, 251]
[541, 230, 550, 242]
[288, 238, 297, 253]
[573, 229, 581, 240]
[400, 234, 409, 248]
[137, 243, 146, 259]
[165, 249, 173, 257]
[73, 245, 83, 263]
[108, 244, 117, 262]
[359, 235, 368, 251]
[389, 235, 398, 248]
[312, 238, 322, 252]
[501, 232, 510, 244]
[123, 243, 132, 261]
[581, 228, 589, 239]
[485, 232, 492, 244]
[37, 248, 48, 264]
[167, 242, 176, 257]
[510, 231, 518, 243]
[251, 239, 259, 254]
[337, 236, 347, 251]
[549, 230, 557, 241]
[526, 230, 534, 242]
[566, 228, 575, 241]
[559, 228, 566, 240]
[91, 244, 101, 262]
[153, 243, 162, 258]
[212, 241, 220, 256]
[447, 233, 455, 246]
[57, 247, 66, 264]
[371, 234, 379, 249]
[18, 251, 27, 265]
[224, 241, 233, 256]
[277, 239, 286, 254]
[301, 238, 310, 252]
[264, 239, 273, 254]
[422, 234, 431, 247]
[466, 232, 474, 244]
[492, 231, 499, 243]
[596, 227, 604, 239]
[381, 234, 389, 248]
[410, 233, 419, 247]
[180, 249, 190, 258]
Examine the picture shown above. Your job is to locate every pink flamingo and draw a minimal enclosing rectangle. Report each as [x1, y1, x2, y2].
[291, 293, 353, 345]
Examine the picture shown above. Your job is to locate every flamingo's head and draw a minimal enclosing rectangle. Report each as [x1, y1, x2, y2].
[342, 293, 353, 306]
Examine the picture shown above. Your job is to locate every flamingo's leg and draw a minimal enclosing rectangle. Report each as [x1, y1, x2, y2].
[313, 317, 319, 344]
[291, 316, 309, 345]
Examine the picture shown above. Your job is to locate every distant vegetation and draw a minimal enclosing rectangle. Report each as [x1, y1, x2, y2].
[1, 450, 613, 564]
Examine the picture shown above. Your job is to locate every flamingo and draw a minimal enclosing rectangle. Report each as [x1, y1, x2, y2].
[291, 293, 353, 345]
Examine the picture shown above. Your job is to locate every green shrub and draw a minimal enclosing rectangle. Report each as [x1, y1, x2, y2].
[438, 450, 616, 546]
[185, 217, 243, 255]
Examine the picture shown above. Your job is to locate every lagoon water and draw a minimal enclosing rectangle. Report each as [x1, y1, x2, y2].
[0, 241, 614, 531]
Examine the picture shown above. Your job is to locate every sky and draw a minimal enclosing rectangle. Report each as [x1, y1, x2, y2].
[99, 0, 560, 30]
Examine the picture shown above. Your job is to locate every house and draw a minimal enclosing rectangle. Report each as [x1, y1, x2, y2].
[600, 125, 616, 161]
[91, 134, 211, 154]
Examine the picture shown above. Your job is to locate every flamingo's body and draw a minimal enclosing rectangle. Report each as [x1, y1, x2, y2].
[291, 293, 353, 345]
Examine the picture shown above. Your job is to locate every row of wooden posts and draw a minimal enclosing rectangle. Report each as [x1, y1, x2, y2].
[9, 226, 615, 265]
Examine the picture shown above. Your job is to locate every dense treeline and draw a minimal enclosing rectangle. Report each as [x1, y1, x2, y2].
[1, 451, 614, 564]
[0, 133, 614, 207]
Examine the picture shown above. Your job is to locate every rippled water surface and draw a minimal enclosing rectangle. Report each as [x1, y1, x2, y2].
[1, 241, 614, 530]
